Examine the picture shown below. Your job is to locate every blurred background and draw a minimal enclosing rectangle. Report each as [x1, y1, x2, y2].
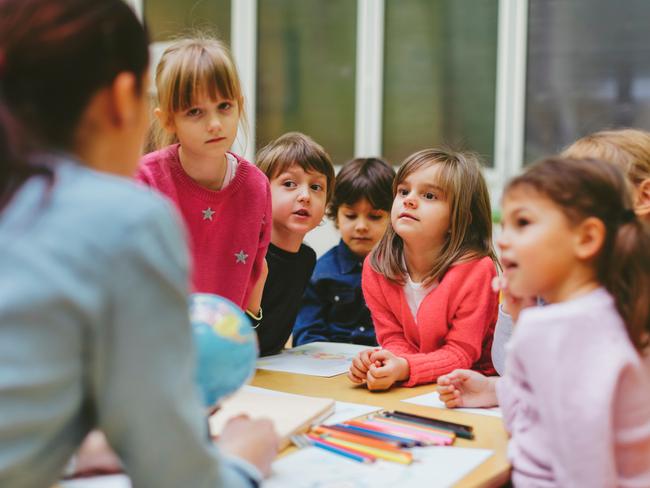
[126, 0, 650, 254]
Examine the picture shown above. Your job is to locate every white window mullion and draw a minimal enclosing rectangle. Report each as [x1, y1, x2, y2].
[231, 0, 258, 162]
[492, 0, 528, 205]
[124, 0, 143, 21]
[354, 0, 385, 158]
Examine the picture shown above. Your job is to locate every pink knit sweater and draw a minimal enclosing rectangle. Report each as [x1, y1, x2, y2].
[136, 145, 271, 309]
[362, 255, 498, 386]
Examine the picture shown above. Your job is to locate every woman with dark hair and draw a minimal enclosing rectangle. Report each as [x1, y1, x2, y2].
[0, 1, 277, 486]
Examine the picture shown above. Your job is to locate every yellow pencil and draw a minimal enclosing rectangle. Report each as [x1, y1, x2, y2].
[320, 436, 413, 465]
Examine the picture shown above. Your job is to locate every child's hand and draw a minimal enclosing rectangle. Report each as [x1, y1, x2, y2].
[218, 414, 279, 478]
[436, 369, 499, 408]
[347, 348, 379, 384]
[493, 276, 536, 322]
[365, 349, 409, 391]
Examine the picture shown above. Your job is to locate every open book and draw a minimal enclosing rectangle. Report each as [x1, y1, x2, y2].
[208, 386, 335, 449]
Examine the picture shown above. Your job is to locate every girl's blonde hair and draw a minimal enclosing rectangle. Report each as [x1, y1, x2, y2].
[562, 129, 650, 187]
[370, 148, 497, 285]
[150, 36, 246, 150]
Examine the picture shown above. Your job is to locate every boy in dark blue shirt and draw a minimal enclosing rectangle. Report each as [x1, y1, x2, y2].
[293, 158, 395, 346]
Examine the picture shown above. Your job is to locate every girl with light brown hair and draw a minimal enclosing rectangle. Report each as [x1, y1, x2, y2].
[348, 148, 499, 390]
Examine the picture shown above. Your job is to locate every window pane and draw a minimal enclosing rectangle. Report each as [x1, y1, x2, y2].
[383, 0, 498, 166]
[257, 0, 356, 164]
[525, 0, 650, 163]
[144, 0, 231, 43]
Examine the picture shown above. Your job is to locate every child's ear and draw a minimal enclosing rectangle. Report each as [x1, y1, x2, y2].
[634, 178, 650, 218]
[153, 107, 175, 133]
[574, 216, 606, 260]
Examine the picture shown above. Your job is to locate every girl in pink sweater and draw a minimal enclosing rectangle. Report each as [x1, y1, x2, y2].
[443, 157, 650, 486]
[137, 38, 271, 317]
[348, 148, 499, 390]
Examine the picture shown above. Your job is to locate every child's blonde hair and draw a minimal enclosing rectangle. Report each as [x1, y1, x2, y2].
[151, 36, 246, 149]
[256, 132, 336, 203]
[562, 129, 650, 188]
[371, 148, 497, 285]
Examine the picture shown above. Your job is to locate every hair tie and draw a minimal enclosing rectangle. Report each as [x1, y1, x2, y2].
[621, 208, 636, 224]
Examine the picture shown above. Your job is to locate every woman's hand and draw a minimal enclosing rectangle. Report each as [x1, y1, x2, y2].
[218, 415, 279, 478]
[72, 431, 122, 477]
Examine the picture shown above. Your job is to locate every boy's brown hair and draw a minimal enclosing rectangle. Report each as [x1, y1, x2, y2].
[326, 157, 395, 222]
[256, 132, 336, 202]
[371, 148, 497, 286]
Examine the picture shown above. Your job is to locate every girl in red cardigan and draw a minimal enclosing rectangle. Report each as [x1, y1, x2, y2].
[348, 148, 499, 390]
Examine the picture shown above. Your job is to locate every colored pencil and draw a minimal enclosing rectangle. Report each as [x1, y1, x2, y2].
[330, 423, 419, 447]
[312, 426, 406, 452]
[372, 415, 456, 439]
[304, 434, 376, 464]
[357, 418, 453, 446]
[386, 410, 475, 440]
[344, 420, 428, 446]
[318, 436, 413, 465]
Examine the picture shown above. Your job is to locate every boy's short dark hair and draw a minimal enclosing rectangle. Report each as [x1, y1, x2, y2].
[327, 157, 395, 221]
[256, 132, 336, 203]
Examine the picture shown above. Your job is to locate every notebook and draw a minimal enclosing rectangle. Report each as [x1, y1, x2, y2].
[208, 386, 336, 449]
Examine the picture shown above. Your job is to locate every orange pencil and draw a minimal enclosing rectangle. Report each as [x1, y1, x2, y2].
[305, 433, 377, 463]
[313, 426, 407, 453]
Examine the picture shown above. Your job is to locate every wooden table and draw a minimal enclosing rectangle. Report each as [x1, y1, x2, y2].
[252, 369, 511, 488]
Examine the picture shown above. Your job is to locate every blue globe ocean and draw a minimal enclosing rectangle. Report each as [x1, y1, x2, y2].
[189, 293, 258, 407]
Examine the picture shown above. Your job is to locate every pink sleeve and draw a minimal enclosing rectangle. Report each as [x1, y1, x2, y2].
[361, 259, 417, 356]
[400, 261, 497, 386]
[245, 179, 272, 306]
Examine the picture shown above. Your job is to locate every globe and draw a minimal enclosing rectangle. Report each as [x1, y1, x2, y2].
[189, 293, 258, 407]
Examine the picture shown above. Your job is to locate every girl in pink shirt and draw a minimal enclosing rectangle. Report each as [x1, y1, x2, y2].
[137, 38, 271, 316]
[348, 148, 499, 390]
[444, 157, 650, 486]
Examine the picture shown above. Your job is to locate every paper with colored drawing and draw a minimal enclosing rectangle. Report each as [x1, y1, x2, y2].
[402, 391, 502, 418]
[264, 446, 494, 487]
[257, 342, 369, 376]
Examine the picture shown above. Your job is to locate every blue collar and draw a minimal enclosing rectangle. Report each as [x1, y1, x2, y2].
[335, 239, 363, 274]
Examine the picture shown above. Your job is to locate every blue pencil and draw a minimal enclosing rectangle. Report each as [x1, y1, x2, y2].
[310, 438, 374, 464]
[331, 423, 421, 447]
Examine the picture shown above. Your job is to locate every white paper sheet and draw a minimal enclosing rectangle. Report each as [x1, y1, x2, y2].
[402, 391, 502, 418]
[257, 342, 369, 377]
[59, 474, 131, 488]
[264, 446, 494, 487]
[324, 400, 382, 425]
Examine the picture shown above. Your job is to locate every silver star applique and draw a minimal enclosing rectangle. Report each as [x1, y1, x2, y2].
[202, 207, 215, 221]
[234, 250, 248, 264]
